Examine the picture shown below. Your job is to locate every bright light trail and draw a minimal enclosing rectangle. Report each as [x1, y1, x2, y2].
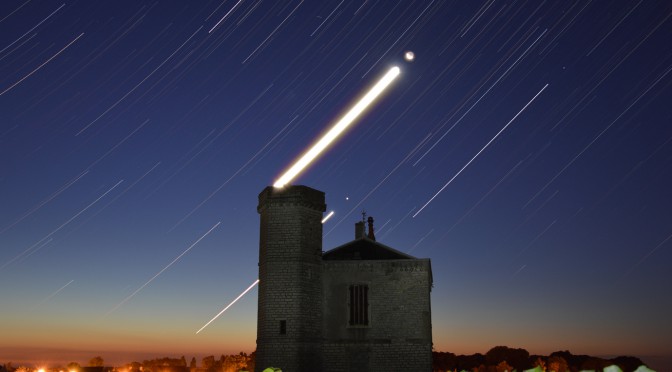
[321, 211, 335, 224]
[196, 279, 260, 334]
[273, 66, 401, 188]
[413, 84, 549, 218]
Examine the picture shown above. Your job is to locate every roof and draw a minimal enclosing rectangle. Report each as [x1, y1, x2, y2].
[322, 237, 417, 261]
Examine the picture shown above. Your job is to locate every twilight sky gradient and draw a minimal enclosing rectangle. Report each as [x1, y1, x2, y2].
[1, 0, 671, 366]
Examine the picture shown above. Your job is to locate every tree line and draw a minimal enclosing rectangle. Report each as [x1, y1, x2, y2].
[1, 353, 255, 372]
[2, 347, 652, 372]
[433, 346, 651, 372]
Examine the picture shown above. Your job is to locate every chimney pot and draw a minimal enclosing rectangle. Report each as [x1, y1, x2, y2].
[355, 221, 365, 239]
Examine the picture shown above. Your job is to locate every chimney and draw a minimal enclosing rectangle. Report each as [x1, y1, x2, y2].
[355, 221, 365, 239]
[367, 216, 376, 241]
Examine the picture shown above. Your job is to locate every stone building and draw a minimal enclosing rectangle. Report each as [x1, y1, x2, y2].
[255, 185, 433, 372]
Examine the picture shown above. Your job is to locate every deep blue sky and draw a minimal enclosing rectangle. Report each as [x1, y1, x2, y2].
[1, 0, 671, 366]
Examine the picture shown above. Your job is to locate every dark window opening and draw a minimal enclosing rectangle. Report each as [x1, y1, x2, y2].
[349, 284, 369, 326]
[280, 320, 286, 335]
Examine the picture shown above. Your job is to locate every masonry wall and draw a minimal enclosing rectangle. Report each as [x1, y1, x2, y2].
[256, 186, 326, 372]
[322, 259, 433, 372]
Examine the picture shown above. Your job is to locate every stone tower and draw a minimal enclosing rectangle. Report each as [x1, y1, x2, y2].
[256, 185, 326, 371]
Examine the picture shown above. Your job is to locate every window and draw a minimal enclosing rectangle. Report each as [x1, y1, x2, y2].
[348, 284, 369, 326]
[280, 320, 286, 335]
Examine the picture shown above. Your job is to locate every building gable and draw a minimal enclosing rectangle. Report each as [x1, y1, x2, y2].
[323, 237, 416, 260]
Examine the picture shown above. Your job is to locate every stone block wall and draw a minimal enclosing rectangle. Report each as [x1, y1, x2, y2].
[256, 186, 326, 372]
[322, 259, 433, 371]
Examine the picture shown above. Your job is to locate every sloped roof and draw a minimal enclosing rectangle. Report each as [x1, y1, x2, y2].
[322, 237, 416, 260]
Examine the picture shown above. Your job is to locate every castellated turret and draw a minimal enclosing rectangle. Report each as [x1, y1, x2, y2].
[256, 185, 432, 372]
[256, 185, 326, 371]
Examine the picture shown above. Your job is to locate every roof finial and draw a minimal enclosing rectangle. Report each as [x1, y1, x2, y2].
[361, 210, 367, 223]
[367, 216, 375, 241]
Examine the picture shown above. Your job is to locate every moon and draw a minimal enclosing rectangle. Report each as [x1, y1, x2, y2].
[404, 51, 415, 62]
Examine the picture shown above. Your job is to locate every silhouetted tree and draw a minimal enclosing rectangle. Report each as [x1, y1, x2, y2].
[433, 351, 457, 371]
[550, 350, 592, 371]
[456, 353, 485, 371]
[248, 350, 256, 372]
[141, 360, 153, 372]
[547, 355, 569, 372]
[610, 356, 646, 372]
[469, 364, 485, 372]
[581, 357, 611, 371]
[486, 346, 530, 371]
[67, 362, 80, 372]
[126, 362, 141, 372]
[202, 356, 215, 372]
[140, 357, 190, 372]
[495, 360, 513, 372]
[220, 353, 250, 372]
[89, 357, 104, 367]
[531, 356, 546, 371]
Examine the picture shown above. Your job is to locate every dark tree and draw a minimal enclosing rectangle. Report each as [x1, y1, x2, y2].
[547, 355, 569, 372]
[89, 357, 104, 367]
[248, 350, 256, 372]
[202, 356, 215, 372]
[610, 356, 646, 372]
[485, 346, 530, 371]
[550, 350, 591, 371]
[529, 355, 546, 370]
[581, 357, 612, 371]
[455, 353, 485, 371]
[432, 351, 457, 371]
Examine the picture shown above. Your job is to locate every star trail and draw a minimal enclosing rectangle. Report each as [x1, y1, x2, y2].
[1, 0, 671, 367]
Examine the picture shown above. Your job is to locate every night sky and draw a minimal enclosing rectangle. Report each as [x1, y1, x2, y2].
[1, 0, 671, 366]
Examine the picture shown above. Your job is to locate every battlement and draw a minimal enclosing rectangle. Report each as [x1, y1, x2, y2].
[257, 185, 326, 213]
